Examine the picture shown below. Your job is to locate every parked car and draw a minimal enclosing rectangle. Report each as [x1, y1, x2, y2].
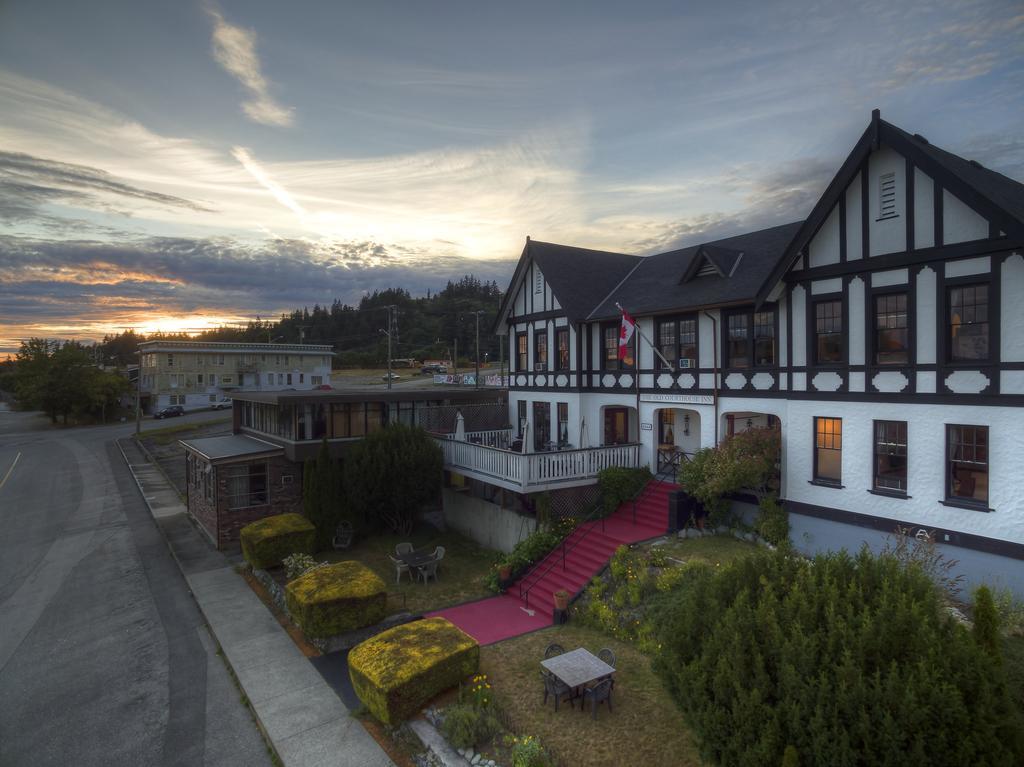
[382, 372, 401, 381]
[154, 405, 185, 419]
[314, 384, 333, 390]
[421, 364, 448, 375]
[210, 398, 231, 410]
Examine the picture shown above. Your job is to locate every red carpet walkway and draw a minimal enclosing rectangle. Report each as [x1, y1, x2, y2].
[428, 480, 677, 645]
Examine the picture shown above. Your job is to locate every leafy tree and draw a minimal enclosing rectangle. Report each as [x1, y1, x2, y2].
[303, 438, 345, 549]
[342, 424, 443, 535]
[974, 585, 1002, 662]
[652, 549, 1024, 766]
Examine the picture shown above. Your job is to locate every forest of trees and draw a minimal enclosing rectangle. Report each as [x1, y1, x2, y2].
[94, 274, 505, 369]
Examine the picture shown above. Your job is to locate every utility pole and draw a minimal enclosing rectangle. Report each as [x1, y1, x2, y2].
[379, 305, 396, 391]
[474, 310, 484, 389]
[135, 350, 142, 435]
[453, 337, 458, 375]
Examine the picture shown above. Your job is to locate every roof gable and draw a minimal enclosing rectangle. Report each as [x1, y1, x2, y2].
[681, 244, 744, 282]
[493, 238, 640, 329]
[755, 109, 1024, 304]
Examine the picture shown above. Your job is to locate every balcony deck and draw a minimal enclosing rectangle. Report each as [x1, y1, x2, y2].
[434, 429, 640, 492]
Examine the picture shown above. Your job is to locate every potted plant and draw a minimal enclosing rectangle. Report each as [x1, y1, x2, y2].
[498, 562, 511, 582]
[553, 589, 570, 611]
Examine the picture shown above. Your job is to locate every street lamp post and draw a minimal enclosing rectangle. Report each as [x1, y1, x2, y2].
[135, 350, 142, 435]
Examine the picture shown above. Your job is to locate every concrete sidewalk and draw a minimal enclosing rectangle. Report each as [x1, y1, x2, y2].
[118, 438, 394, 767]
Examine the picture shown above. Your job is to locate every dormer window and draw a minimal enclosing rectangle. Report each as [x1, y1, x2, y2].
[879, 172, 897, 219]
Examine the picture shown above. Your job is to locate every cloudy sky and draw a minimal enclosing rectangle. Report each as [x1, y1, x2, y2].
[1, 0, 1022, 353]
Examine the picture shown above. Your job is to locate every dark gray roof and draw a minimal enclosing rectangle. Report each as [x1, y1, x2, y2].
[885, 121, 1024, 236]
[180, 434, 283, 462]
[587, 222, 803, 320]
[526, 240, 641, 322]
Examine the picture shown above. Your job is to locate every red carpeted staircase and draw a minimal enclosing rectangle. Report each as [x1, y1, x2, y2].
[429, 480, 678, 645]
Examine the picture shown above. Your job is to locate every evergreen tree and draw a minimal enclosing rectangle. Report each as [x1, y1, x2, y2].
[973, 585, 1002, 662]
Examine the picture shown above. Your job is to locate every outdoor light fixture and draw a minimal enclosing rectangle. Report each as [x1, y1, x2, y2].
[683, 413, 690, 436]
[746, 418, 753, 429]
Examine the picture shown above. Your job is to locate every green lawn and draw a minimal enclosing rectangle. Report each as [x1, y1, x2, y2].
[320, 526, 498, 616]
[647, 534, 760, 567]
[140, 416, 231, 445]
[480, 624, 703, 767]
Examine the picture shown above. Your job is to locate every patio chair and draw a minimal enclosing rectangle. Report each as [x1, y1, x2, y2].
[332, 520, 353, 550]
[388, 554, 411, 585]
[395, 542, 413, 556]
[597, 647, 616, 687]
[541, 670, 575, 712]
[582, 678, 613, 719]
[416, 558, 440, 584]
[432, 546, 446, 570]
[543, 643, 565, 660]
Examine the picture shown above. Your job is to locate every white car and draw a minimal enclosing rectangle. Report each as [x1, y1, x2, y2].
[381, 372, 401, 381]
[211, 398, 232, 410]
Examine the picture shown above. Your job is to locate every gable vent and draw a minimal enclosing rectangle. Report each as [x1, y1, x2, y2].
[879, 172, 897, 219]
[697, 260, 718, 277]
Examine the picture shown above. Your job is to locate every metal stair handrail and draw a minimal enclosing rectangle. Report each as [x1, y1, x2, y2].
[518, 494, 607, 610]
[630, 454, 684, 524]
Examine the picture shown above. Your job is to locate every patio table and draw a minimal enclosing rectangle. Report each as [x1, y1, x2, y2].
[398, 549, 437, 570]
[540, 648, 615, 689]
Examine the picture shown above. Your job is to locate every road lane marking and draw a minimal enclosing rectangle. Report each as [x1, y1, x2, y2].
[0, 451, 20, 492]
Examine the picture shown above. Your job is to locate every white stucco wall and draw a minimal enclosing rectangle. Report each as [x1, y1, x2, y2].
[943, 189, 989, 245]
[782, 400, 1024, 546]
[809, 205, 841, 267]
[868, 147, 908, 257]
[913, 168, 935, 248]
[845, 175, 863, 260]
[1003, 254, 1024, 363]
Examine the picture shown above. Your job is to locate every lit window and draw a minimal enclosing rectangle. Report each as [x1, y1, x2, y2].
[814, 417, 842, 485]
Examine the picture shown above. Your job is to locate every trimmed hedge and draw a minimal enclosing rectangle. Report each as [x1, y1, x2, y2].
[348, 617, 479, 726]
[285, 561, 386, 638]
[240, 513, 316, 570]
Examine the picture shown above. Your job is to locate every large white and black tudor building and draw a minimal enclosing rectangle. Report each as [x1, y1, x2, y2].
[440, 111, 1024, 596]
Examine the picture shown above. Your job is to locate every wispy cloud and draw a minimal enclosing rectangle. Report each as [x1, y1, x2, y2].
[231, 146, 306, 215]
[206, 7, 294, 127]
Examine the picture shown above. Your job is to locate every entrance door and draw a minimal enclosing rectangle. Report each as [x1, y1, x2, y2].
[533, 401, 551, 451]
[604, 407, 629, 445]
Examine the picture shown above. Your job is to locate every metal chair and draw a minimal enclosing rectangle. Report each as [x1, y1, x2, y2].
[543, 643, 565, 659]
[395, 542, 413, 556]
[388, 554, 411, 584]
[541, 670, 574, 711]
[597, 647, 616, 687]
[432, 546, 446, 570]
[582, 678, 613, 719]
[332, 520, 353, 550]
[416, 558, 440, 584]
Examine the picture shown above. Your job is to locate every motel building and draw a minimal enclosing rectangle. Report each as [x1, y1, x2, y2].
[438, 111, 1024, 597]
[138, 340, 334, 413]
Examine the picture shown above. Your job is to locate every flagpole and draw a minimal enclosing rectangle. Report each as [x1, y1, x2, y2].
[616, 303, 674, 372]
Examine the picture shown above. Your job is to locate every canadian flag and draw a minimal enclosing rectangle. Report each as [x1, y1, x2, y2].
[618, 307, 636, 364]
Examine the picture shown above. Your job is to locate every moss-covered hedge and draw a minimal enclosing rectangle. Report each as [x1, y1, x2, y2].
[285, 561, 386, 638]
[348, 617, 479, 726]
[240, 513, 316, 570]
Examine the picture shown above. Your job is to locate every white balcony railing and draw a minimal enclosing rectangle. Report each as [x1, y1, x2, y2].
[436, 431, 640, 491]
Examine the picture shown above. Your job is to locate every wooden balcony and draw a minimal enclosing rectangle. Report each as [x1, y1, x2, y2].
[435, 429, 640, 492]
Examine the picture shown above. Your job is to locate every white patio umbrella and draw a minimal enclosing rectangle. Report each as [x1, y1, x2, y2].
[520, 421, 530, 453]
[579, 417, 589, 449]
[454, 410, 466, 441]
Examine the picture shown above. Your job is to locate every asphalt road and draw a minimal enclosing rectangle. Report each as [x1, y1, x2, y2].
[0, 410, 272, 767]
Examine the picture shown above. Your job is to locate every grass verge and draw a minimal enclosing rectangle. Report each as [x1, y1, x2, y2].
[320, 527, 498, 616]
[480, 624, 702, 767]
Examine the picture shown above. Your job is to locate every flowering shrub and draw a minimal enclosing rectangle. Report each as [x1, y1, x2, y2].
[440, 673, 499, 749]
[469, 673, 492, 709]
[506, 734, 550, 767]
[283, 552, 322, 581]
